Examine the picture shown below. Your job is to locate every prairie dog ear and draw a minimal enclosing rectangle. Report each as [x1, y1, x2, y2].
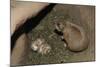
[11, 0, 16, 8]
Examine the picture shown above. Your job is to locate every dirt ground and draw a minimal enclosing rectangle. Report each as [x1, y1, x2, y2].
[11, 3, 95, 66]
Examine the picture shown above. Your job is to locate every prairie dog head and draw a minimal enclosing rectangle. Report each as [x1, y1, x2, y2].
[55, 21, 66, 32]
[55, 21, 72, 32]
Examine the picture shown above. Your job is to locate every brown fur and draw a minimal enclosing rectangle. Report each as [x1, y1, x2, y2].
[56, 21, 88, 52]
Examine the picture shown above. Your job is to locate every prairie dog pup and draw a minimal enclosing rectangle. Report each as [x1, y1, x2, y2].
[55, 21, 88, 52]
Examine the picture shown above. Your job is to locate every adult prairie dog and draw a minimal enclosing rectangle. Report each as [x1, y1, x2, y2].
[55, 21, 88, 52]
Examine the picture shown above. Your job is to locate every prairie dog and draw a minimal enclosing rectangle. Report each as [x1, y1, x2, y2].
[55, 21, 88, 52]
